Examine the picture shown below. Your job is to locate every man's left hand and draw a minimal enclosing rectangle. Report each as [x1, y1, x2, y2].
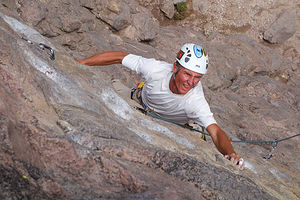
[225, 153, 245, 169]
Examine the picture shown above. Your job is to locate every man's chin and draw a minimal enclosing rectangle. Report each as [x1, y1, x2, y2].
[179, 88, 190, 94]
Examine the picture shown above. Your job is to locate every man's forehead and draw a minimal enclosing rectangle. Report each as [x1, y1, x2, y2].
[181, 67, 203, 76]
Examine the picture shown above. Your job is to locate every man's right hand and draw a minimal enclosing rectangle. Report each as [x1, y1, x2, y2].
[225, 153, 245, 169]
[76, 59, 85, 64]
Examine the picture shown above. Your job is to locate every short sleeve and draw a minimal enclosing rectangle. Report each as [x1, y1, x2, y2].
[122, 54, 171, 79]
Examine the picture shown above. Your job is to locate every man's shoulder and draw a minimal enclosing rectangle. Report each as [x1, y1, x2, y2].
[125, 54, 167, 63]
[187, 83, 204, 97]
[123, 54, 172, 78]
[184, 84, 206, 105]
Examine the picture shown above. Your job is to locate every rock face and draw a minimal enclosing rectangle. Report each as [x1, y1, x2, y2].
[264, 9, 297, 44]
[0, 1, 299, 200]
[160, 0, 175, 19]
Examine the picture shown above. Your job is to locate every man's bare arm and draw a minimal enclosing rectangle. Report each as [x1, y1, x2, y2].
[77, 51, 129, 66]
[207, 124, 244, 168]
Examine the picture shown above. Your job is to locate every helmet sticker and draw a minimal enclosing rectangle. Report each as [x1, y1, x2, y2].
[203, 48, 207, 57]
[177, 50, 184, 60]
[194, 45, 203, 58]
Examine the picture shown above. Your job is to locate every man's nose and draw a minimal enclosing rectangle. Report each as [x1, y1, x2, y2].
[187, 77, 194, 86]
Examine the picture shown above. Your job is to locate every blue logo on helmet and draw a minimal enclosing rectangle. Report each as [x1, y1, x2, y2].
[193, 45, 203, 58]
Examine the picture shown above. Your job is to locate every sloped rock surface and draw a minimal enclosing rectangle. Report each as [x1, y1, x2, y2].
[264, 9, 297, 44]
[152, 150, 273, 200]
[0, 1, 300, 200]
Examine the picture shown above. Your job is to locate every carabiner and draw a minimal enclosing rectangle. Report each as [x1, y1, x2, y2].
[39, 43, 55, 60]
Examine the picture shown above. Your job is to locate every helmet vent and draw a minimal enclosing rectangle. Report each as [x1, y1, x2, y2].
[185, 52, 192, 63]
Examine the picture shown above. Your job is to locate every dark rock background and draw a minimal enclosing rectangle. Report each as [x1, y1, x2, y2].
[0, 0, 299, 199]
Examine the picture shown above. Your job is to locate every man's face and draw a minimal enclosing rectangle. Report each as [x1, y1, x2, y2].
[172, 63, 203, 94]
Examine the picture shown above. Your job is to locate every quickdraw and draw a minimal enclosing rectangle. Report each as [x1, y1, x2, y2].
[21, 36, 55, 60]
[39, 43, 55, 60]
[263, 141, 278, 160]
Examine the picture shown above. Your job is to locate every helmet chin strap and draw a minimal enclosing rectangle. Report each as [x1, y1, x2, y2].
[172, 64, 181, 86]
[172, 73, 176, 80]
[174, 62, 182, 74]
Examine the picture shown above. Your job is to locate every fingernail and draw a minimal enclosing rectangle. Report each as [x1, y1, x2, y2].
[238, 158, 244, 166]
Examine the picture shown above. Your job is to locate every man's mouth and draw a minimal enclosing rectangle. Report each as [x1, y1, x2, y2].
[183, 83, 191, 90]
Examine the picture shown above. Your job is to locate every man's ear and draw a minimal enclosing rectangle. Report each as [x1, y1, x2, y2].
[173, 62, 178, 73]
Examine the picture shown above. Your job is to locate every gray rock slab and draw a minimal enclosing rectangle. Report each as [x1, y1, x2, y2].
[264, 9, 297, 44]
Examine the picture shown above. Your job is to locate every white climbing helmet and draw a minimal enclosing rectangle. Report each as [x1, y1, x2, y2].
[176, 43, 209, 74]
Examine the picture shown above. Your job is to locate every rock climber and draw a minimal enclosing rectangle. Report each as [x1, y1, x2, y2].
[77, 43, 244, 169]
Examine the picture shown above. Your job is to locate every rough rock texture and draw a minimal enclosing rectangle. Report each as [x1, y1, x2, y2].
[264, 9, 297, 44]
[0, 0, 299, 200]
[80, 0, 159, 41]
[160, 0, 175, 19]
